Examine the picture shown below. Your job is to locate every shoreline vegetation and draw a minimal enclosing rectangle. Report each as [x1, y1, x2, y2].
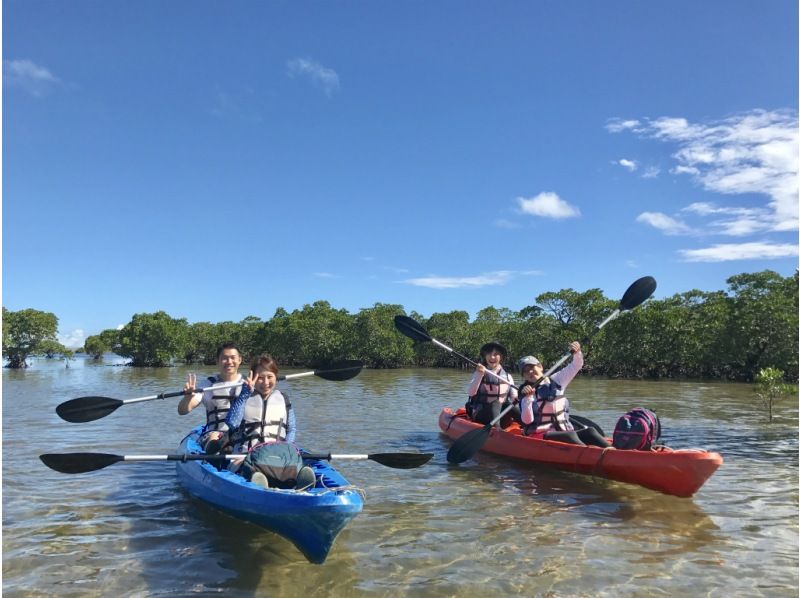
[4, 270, 798, 383]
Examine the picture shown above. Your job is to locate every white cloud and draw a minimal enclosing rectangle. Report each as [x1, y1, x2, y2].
[402, 270, 515, 289]
[3, 59, 59, 96]
[610, 109, 799, 232]
[401, 270, 542, 289]
[642, 166, 661, 179]
[605, 118, 641, 133]
[313, 272, 338, 278]
[618, 158, 638, 171]
[58, 329, 85, 348]
[287, 58, 340, 96]
[517, 192, 581, 219]
[679, 242, 799, 262]
[636, 212, 693, 235]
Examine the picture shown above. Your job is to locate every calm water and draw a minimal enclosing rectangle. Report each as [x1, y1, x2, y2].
[3, 356, 798, 597]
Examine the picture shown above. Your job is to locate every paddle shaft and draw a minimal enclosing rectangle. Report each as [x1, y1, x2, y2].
[40, 450, 431, 473]
[487, 308, 621, 427]
[122, 368, 348, 405]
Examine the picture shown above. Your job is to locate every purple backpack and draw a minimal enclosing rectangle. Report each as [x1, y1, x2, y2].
[612, 408, 661, 450]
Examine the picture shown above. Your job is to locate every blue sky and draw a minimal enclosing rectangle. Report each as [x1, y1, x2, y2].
[3, 1, 798, 348]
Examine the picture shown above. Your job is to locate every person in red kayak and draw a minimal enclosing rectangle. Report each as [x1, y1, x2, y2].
[517, 342, 608, 447]
[466, 341, 519, 428]
[178, 342, 246, 453]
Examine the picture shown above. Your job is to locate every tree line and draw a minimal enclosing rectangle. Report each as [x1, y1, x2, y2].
[3, 270, 797, 382]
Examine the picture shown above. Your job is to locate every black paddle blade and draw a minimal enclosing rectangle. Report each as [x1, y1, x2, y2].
[393, 315, 432, 343]
[314, 360, 364, 381]
[40, 452, 123, 474]
[56, 396, 124, 423]
[368, 452, 434, 469]
[619, 276, 657, 311]
[446, 425, 492, 464]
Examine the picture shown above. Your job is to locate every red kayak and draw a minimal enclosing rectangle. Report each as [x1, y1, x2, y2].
[438, 408, 722, 497]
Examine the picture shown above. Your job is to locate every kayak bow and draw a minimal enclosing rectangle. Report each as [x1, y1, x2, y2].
[175, 427, 363, 563]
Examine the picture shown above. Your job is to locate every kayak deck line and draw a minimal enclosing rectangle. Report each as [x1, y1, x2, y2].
[439, 408, 723, 498]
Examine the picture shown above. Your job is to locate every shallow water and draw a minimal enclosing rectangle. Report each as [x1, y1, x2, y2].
[3, 357, 798, 596]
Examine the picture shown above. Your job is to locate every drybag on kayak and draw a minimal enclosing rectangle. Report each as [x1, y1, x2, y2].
[242, 442, 304, 488]
[612, 407, 661, 450]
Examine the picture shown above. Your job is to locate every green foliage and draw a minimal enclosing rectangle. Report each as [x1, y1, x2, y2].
[38, 339, 73, 360]
[2, 307, 63, 368]
[84, 329, 120, 360]
[116, 311, 189, 367]
[8, 269, 796, 379]
[754, 367, 795, 422]
[352, 303, 414, 368]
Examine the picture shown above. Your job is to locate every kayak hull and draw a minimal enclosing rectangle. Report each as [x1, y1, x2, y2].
[175, 428, 363, 563]
[438, 408, 722, 498]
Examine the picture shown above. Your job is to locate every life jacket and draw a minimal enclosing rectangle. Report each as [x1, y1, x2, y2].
[470, 367, 511, 404]
[237, 389, 292, 450]
[202, 375, 242, 433]
[522, 379, 573, 433]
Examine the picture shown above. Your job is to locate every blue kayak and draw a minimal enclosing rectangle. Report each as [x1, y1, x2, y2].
[175, 427, 364, 563]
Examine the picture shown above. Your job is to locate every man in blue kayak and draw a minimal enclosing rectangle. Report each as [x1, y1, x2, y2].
[178, 341, 246, 453]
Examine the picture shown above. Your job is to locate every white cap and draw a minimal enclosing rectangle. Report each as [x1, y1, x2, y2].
[518, 356, 540, 370]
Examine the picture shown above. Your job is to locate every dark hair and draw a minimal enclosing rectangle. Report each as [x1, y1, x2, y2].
[216, 341, 241, 359]
[479, 341, 507, 366]
[250, 353, 279, 376]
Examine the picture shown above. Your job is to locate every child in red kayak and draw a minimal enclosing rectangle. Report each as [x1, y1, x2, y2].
[517, 342, 608, 447]
[466, 341, 519, 428]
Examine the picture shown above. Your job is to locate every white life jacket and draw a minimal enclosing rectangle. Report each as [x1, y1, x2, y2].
[201, 375, 243, 433]
[470, 367, 512, 404]
[529, 380, 573, 433]
[237, 389, 291, 450]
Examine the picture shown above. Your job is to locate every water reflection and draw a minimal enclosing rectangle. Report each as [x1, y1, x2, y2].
[3, 360, 798, 596]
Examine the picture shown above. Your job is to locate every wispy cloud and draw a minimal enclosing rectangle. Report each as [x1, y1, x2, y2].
[313, 272, 339, 278]
[636, 212, 694, 235]
[3, 58, 59, 97]
[401, 270, 541, 289]
[642, 166, 661, 179]
[679, 242, 799, 262]
[517, 192, 580, 219]
[494, 218, 521, 229]
[608, 109, 799, 232]
[58, 329, 85, 348]
[287, 57, 340, 96]
[605, 119, 641, 133]
[617, 158, 638, 172]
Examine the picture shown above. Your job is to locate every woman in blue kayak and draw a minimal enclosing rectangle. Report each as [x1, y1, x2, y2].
[225, 354, 313, 490]
[517, 342, 608, 447]
[466, 341, 519, 428]
[179, 342, 247, 452]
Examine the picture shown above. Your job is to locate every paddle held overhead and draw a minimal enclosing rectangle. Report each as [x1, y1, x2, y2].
[446, 276, 656, 464]
[395, 277, 656, 464]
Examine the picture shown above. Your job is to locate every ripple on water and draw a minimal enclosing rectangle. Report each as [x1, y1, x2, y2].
[3, 367, 798, 596]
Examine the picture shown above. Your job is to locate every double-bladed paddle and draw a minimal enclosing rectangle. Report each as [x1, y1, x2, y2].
[55, 360, 364, 423]
[395, 276, 656, 464]
[39, 449, 433, 474]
